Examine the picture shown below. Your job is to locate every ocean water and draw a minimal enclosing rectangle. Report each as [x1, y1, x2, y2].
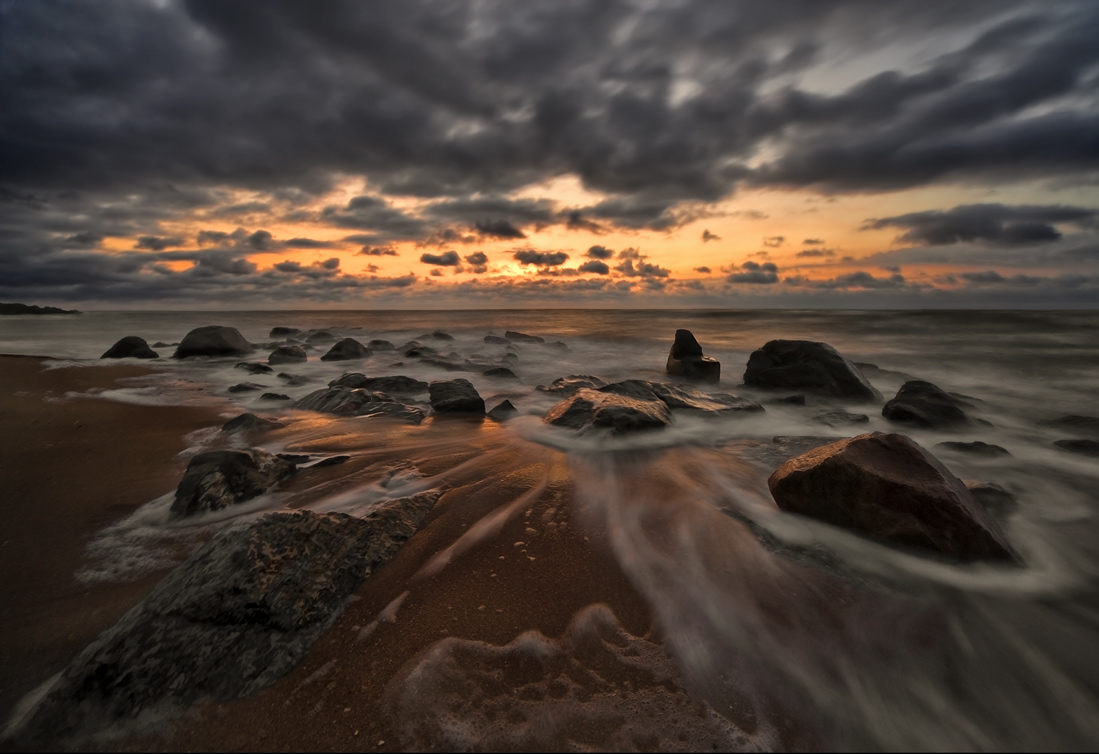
[3, 308, 1099, 750]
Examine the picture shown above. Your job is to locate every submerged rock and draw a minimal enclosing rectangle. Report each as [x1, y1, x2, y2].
[235, 361, 274, 375]
[268, 345, 308, 365]
[484, 334, 510, 345]
[544, 388, 670, 435]
[665, 329, 720, 383]
[487, 399, 518, 421]
[173, 326, 253, 359]
[278, 372, 310, 387]
[768, 432, 1015, 561]
[1038, 415, 1099, 436]
[100, 336, 158, 359]
[368, 339, 395, 351]
[269, 326, 301, 338]
[170, 449, 296, 519]
[260, 393, 290, 401]
[228, 382, 265, 393]
[305, 330, 337, 344]
[743, 340, 880, 402]
[16, 499, 439, 742]
[221, 413, 285, 435]
[482, 367, 519, 381]
[429, 379, 485, 415]
[1054, 438, 1099, 456]
[964, 480, 1019, 515]
[813, 410, 870, 427]
[936, 441, 1011, 457]
[320, 337, 369, 361]
[882, 380, 972, 428]
[505, 330, 544, 343]
[536, 374, 607, 396]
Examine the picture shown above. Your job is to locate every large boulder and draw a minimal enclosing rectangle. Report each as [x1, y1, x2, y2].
[665, 329, 720, 383]
[173, 326, 253, 359]
[768, 432, 1015, 561]
[320, 337, 369, 361]
[268, 345, 308, 365]
[293, 386, 425, 424]
[544, 388, 671, 435]
[328, 373, 428, 396]
[882, 380, 971, 428]
[170, 449, 296, 519]
[101, 336, 158, 359]
[743, 340, 880, 402]
[429, 379, 485, 414]
[15, 499, 439, 742]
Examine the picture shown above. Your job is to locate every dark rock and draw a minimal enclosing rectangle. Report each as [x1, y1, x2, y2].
[768, 432, 1015, 561]
[170, 449, 296, 519]
[268, 345, 308, 365]
[228, 382, 265, 393]
[152, 341, 173, 348]
[320, 337, 369, 361]
[726, 436, 842, 472]
[311, 455, 351, 469]
[367, 339, 395, 351]
[882, 380, 971, 428]
[101, 336, 158, 359]
[505, 330, 544, 343]
[597, 380, 763, 417]
[964, 480, 1018, 515]
[269, 327, 301, 338]
[429, 379, 485, 415]
[769, 394, 806, 406]
[544, 388, 670, 435]
[482, 367, 519, 381]
[278, 372, 310, 387]
[484, 335, 510, 345]
[260, 393, 291, 401]
[305, 330, 337, 344]
[743, 340, 880, 402]
[665, 329, 720, 384]
[173, 326, 253, 359]
[221, 413, 285, 435]
[424, 330, 454, 341]
[1054, 439, 1099, 456]
[487, 400, 518, 421]
[236, 361, 274, 375]
[936, 441, 1011, 457]
[853, 362, 919, 382]
[277, 454, 312, 464]
[1038, 415, 1099, 437]
[328, 373, 428, 396]
[547, 341, 569, 351]
[293, 387, 425, 424]
[669, 328, 703, 359]
[536, 374, 607, 396]
[813, 410, 870, 427]
[502, 352, 519, 364]
[17, 500, 439, 741]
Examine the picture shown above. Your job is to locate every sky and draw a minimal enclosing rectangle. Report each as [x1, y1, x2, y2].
[2, 0, 1098, 309]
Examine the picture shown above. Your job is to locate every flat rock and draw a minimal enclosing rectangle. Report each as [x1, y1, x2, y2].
[173, 326, 253, 359]
[236, 361, 274, 375]
[328, 373, 428, 396]
[813, 410, 870, 427]
[429, 379, 485, 415]
[1038, 415, 1099, 436]
[320, 337, 369, 361]
[487, 399, 518, 421]
[260, 393, 290, 401]
[268, 345, 308, 365]
[768, 432, 1015, 561]
[936, 441, 1011, 457]
[536, 374, 607, 396]
[544, 388, 670, 435]
[16, 499, 439, 742]
[101, 336, 158, 359]
[269, 327, 301, 338]
[505, 330, 544, 344]
[1054, 438, 1099, 456]
[882, 380, 972, 428]
[170, 449, 296, 519]
[768, 394, 806, 406]
[743, 340, 880, 402]
[221, 413, 286, 435]
[293, 386, 425, 423]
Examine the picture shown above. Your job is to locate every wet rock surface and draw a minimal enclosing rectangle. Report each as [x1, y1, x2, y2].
[599, 379, 764, 416]
[536, 374, 607, 396]
[170, 449, 296, 519]
[228, 382, 265, 393]
[329, 373, 428, 396]
[100, 336, 158, 359]
[665, 328, 720, 383]
[743, 340, 881, 402]
[293, 386, 425, 423]
[268, 345, 308, 365]
[882, 380, 973, 428]
[544, 388, 671, 434]
[320, 337, 369, 361]
[428, 378, 485, 414]
[768, 432, 1015, 561]
[173, 326, 253, 359]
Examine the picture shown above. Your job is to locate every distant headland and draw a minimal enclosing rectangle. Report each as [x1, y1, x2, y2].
[0, 302, 81, 315]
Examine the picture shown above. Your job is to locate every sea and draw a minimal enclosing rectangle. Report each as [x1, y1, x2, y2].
[2, 308, 1099, 750]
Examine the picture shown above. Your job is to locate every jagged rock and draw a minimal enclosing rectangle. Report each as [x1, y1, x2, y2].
[1054, 439, 1099, 456]
[328, 373, 428, 396]
[482, 367, 519, 381]
[368, 339, 395, 351]
[320, 337, 369, 361]
[882, 380, 971, 428]
[221, 413, 285, 435]
[936, 441, 1011, 457]
[429, 379, 485, 415]
[665, 329, 720, 383]
[293, 386, 425, 424]
[173, 326, 253, 359]
[236, 361, 274, 375]
[1038, 415, 1099, 436]
[100, 336, 158, 359]
[768, 432, 1015, 561]
[228, 382, 265, 393]
[544, 388, 671, 435]
[505, 330, 544, 343]
[743, 340, 880, 402]
[278, 372, 310, 387]
[487, 400, 518, 422]
[170, 449, 296, 519]
[484, 335, 510, 345]
[306, 330, 337, 344]
[260, 393, 290, 401]
[16, 500, 439, 742]
[813, 410, 870, 427]
[268, 345, 308, 365]
[269, 327, 301, 338]
[536, 374, 607, 396]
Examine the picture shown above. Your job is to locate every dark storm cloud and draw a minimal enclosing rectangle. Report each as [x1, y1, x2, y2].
[514, 249, 569, 267]
[863, 203, 1098, 246]
[321, 196, 429, 241]
[283, 237, 338, 249]
[694, 266, 712, 273]
[614, 248, 670, 278]
[584, 245, 615, 260]
[357, 245, 399, 256]
[578, 260, 610, 275]
[419, 250, 461, 266]
[464, 251, 489, 273]
[135, 235, 186, 251]
[726, 261, 779, 284]
[785, 271, 909, 289]
[474, 220, 526, 240]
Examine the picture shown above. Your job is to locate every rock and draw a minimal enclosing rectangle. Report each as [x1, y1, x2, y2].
[100, 336, 158, 359]
[882, 380, 971, 428]
[0, 302, 80, 315]
[964, 480, 1018, 515]
[547, 341, 569, 351]
[596, 380, 763, 417]
[769, 394, 806, 406]
[726, 436, 842, 472]
[278, 372, 310, 387]
[1038, 415, 1099, 436]
[1054, 439, 1099, 456]
[424, 330, 454, 341]
[170, 449, 296, 519]
[502, 352, 519, 365]
[152, 341, 172, 348]
[17, 500, 439, 742]
[236, 361, 274, 375]
[306, 330, 338, 344]
[368, 339, 395, 351]
[484, 335, 509, 345]
[320, 337, 369, 361]
[544, 388, 671, 435]
[173, 326, 253, 359]
[268, 345, 308, 365]
[429, 379, 485, 415]
[536, 374, 607, 396]
[311, 455, 351, 469]
[936, 441, 1011, 457]
[482, 367, 519, 381]
[228, 382, 265, 393]
[260, 393, 291, 401]
[813, 410, 870, 427]
[768, 432, 1015, 561]
[328, 373, 428, 396]
[743, 340, 880, 402]
[293, 387, 425, 424]
[505, 330, 544, 343]
[221, 413, 286, 435]
[487, 400, 518, 421]
[665, 329, 720, 384]
[269, 327, 301, 338]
